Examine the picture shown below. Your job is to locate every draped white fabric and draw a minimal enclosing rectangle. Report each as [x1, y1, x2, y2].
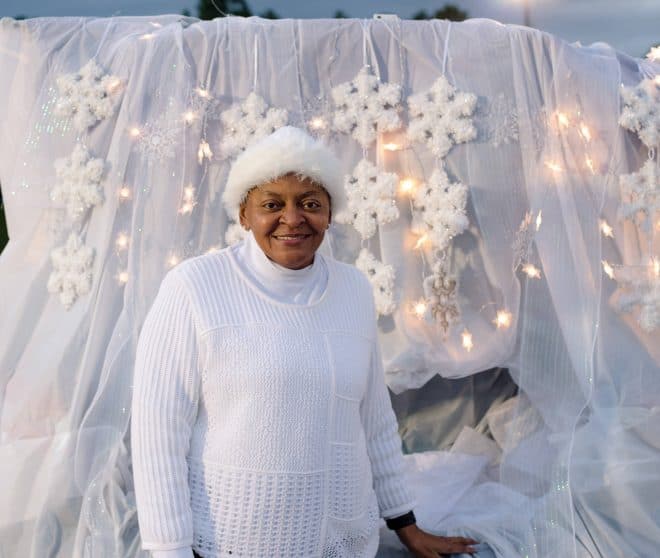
[0, 14, 658, 558]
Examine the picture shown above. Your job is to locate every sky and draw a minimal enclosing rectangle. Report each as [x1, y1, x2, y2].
[1, 0, 658, 58]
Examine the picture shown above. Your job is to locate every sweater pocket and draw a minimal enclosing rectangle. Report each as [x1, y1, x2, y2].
[328, 442, 371, 521]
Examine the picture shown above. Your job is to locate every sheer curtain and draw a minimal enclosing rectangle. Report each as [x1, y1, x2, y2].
[0, 15, 657, 557]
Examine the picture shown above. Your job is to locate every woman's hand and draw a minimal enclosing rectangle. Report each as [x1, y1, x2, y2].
[395, 524, 478, 557]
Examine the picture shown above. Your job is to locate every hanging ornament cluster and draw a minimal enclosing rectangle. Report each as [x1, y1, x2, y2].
[54, 59, 124, 132]
[422, 259, 459, 333]
[355, 248, 396, 316]
[611, 262, 660, 333]
[47, 232, 95, 309]
[618, 159, 658, 232]
[331, 66, 402, 148]
[619, 78, 660, 148]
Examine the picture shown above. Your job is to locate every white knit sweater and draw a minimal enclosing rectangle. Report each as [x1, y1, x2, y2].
[131, 241, 415, 558]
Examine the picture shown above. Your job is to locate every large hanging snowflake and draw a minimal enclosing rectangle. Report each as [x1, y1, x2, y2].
[134, 111, 183, 162]
[47, 232, 95, 309]
[619, 78, 660, 148]
[219, 92, 288, 159]
[355, 248, 396, 316]
[612, 264, 660, 332]
[479, 92, 519, 147]
[407, 75, 477, 159]
[422, 259, 459, 334]
[52, 144, 105, 221]
[618, 159, 658, 232]
[411, 166, 468, 252]
[335, 159, 400, 240]
[331, 66, 402, 148]
[55, 59, 124, 132]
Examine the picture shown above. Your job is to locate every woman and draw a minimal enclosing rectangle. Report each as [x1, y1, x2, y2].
[131, 126, 476, 557]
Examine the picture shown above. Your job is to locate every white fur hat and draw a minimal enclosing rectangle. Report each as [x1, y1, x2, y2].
[223, 126, 346, 220]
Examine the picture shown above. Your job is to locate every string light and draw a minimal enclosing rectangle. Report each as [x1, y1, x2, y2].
[556, 111, 570, 128]
[206, 245, 222, 254]
[179, 185, 197, 214]
[383, 142, 401, 151]
[115, 232, 130, 250]
[602, 260, 615, 279]
[414, 234, 428, 250]
[129, 126, 141, 138]
[197, 140, 213, 164]
[139, 33, 156, 40]
[309, 117, 326, 130]
[183, 110, 196, 124]
[536, 210, 542, 231]
[149, 21, 163, 28]
[579, 123, 592, 142]
[600, 219, 614, 238]
[652, 257, 660, 278]
[117, 271, 129, 285]
[398, 178, 416, 196]
[118, 186, 132, 201]
[494, 309, 512, 329]
[585, 156, 596, 174]
[655, 75, 660, 86]
[412, 298, 428, 319]
[461, 329, 474, 352]
[545, 161, 563, 173]
[167, 254, 180, 268]
[522, 263, 541, 278]
[106, 77, 123, 93]
[195, 87, 210, 99]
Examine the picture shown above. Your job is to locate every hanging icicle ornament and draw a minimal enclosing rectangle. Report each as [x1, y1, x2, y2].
[219, 92, 288, 159]
[618, 159, 658, 233]
[47, 232, 95, 309]
[619, 78, 660, 148]
[335, 159, 400, 240]
[355, 248, 396, 316]
[331, 66, 402, 148]
[224, 222, 248, 247]
[54, 59, 124, 132]
[410, 166, 468, 252]
[422, 259, 459, 333]
[52, 144, 105, 222]
[407, 75, 477, 159]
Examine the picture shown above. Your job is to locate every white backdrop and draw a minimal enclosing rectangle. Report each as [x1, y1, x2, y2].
[0, 14, 658, 558]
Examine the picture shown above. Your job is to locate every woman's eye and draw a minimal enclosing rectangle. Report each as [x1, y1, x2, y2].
[263, 202, 280, 210]
[303, 201, 321, 210]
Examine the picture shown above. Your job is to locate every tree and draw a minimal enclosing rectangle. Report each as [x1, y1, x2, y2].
[412, 4, 468, 22]
[197, 0, 252, 20]
[181, 8, 192, 17]
[334, 10, 349, 18]
[260, 9, 279, 19]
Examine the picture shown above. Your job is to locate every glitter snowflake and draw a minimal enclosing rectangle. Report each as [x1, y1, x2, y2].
[422, 258, 459, 333]
[224, 222, 248, 246]
[411, 166, 468, 252]
[618, 159, 658, 232]
[55, 59, 123, 132]
[331, 66, 402, 148]
[612, 264, 660, 332]
[619, 78, 660, 148]
[479, 92, 519, 147]
[52, 144, 105, 221]
[134, 111, 183, 161]
[299, 94, 334, 140]
[407, 75, 477, 159]
[335, 159, 400, 240]
[219, 92, 288, 159]
[355, 248, 396, 316]
[47, 232, 95, 309]
[187, 87, 223, 122]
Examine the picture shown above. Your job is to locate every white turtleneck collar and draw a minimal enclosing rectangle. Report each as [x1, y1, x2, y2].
[233, 230, 328, 305]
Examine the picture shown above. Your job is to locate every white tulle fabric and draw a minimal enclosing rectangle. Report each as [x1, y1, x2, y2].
[0, 14, 658, 558]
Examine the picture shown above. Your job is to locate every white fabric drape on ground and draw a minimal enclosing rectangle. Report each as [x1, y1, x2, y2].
[0, 15, 658, 558]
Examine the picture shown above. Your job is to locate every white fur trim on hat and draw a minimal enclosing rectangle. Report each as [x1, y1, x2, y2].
[223, 126, 346, 220]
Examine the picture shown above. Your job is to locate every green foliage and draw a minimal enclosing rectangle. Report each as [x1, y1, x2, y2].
[181, 8, 192, 17]
[197, 0, 252, 20]
[334, 10, 349, 19]
[412, 4, 468, 22]
[260, 9, 279, 19]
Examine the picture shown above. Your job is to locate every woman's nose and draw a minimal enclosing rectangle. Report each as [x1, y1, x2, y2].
[280, 205, 305, 226]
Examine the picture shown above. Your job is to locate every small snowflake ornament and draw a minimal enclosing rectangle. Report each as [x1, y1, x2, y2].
[134, 111, 183, 162]
[52, 144, 105, 221]
[411, 166, 468, 252]
[219, 92, 288, 159]
[331, 66, 402, 148]
[619, 78, 660, 148]
[423, 259, 459, 333]
[47, 232, 95, 309]
[335, 159, 400, 240]
[618, 159, 658, 232]
[224, 222, 248, 246]
[355, 248, 396, 316]
[407, 75, 477, 159]
[55, 60, 123, 132]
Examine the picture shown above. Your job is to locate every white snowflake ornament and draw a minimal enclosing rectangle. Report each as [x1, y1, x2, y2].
[332, 67, 402, 148]
[619, 78, 660, 148]
[55, 60, 123, 132]
[134, 111, 183, 162]
[407, 76, 477, 159]
[612, 264, 660, 332]
[219, 92, 288, 159]
[618, 159, 658, 232]
[224, 222, 248, 246]
[47, 232, 95, 309]
[355, 248, 396, 316]
[52, 144, 105, 221]
[335, 159, 400, 240]
[411, 166, 469, 252]
[423, 259, 459, 333]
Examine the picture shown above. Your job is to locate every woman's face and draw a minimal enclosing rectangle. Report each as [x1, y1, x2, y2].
[239, 174, 332, 270]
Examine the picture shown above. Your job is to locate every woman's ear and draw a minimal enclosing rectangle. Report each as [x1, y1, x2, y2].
[238, 203, 249, 231]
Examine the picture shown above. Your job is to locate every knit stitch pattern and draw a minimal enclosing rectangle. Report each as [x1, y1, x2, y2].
[131, 245, 414, 557]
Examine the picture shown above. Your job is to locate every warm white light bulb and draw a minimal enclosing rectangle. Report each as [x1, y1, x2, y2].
[579, 123, 592, 142]
[461, 329, 473, 352]
[129, 127, 141, 138]
[183, 185, 196, 201]
[118, 271, 129, 284]
[522, 263, 541, 279]
[183, 110, 196, 124]
[602, 260, 614, 279]
[414, 234, 428, 250]
[118, 186, 132, 200]
[198, 140, 213, 164]
[206, 245, 221, 254]
[536, 210, 543, 231]
[599, 219, 613, 238]
[167, 254, 180, 268]
[585, 156, 596, 174]
[413, 299, 427, 318]
[179, 202, 194, 215]
[556, 112, 570, 128]
[195, 87, 210, 99]
[309, 117, 326, 130]
[494, 309, 512, 329]
[115, 233, 130, 250]
[383, 142, 401, 151]
[139, 33, 155, 40]
[652, 257, 660, 278]
[545, 161, 562, 173]
[398, 178, 416, 195]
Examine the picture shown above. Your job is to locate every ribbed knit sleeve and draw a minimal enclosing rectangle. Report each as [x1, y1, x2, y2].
[131, 270, 201, 553]
[360, 337, 416, 519]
